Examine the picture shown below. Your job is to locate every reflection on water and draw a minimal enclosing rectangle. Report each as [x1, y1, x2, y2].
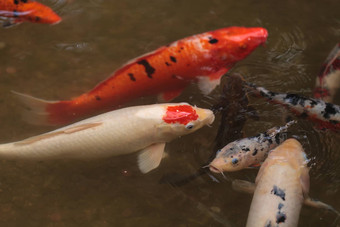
[0, 0, 339, 226]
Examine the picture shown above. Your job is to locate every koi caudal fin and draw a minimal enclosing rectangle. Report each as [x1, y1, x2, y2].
[12, 91, 72, 126]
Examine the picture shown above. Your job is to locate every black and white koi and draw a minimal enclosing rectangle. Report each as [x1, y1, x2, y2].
[209, 121, 294, 173]
[232, 139, 339, 227]
[248, 83, 340, 131]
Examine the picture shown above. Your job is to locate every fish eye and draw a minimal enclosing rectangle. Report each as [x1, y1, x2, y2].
[231, 158, 239, 165]
[185, 123, 195, 130]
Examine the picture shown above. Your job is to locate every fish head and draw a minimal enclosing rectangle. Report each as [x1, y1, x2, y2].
[206, 27, 268, 64]
[157, 103, 215, 139]
[266, 138, 308, 168]
[255, 138, 310, 192]
[209, 142, 245, 173]
[20, 2, 62, 24]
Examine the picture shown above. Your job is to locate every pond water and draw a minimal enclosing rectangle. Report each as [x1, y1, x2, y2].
[0, 0, 339, 226]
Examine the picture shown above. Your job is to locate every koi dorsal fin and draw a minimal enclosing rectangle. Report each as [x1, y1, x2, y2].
[14, 122, 102, 146]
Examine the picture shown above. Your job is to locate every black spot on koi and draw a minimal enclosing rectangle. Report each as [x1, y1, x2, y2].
[276, 211, 286, 224]
[278, 203, 284, 210]
[14, 0, 19, 4]
[128, 73, 136, 81]
[95, 96, 101, 101]
[208, 37, 219, 44]
[242, 147, 250, 152]
[137, 59, 155, 79]
[275, 134, 281, 145]
[165, 62, 171, 66]
[271, 185, 285, 201]
[284, 94, 301, 106]
[252, 148, 258, 156]
[21, 0, 28, 2]
[264, 220, 272, 227]
[322, 103, 337, 119]
[170, 56, 177, 63]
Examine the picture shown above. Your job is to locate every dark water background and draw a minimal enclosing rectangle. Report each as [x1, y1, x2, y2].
[0, 0, 339, 226]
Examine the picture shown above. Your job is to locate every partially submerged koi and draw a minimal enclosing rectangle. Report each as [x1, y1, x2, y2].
[232, 139, 339, 227]
[209, 121, 294, 173]
[0, 103, 214, 173]
[14, 26, 268, 126]
[0, 0, 61, 26]
[248, 83, 340, 131]
[314, 43, 340, 102]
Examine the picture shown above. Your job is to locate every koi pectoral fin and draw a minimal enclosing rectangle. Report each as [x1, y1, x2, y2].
[232, 179, 256, 194]
[304, 197, 340, 216]
[2, 18, 22, 28]
[137, 143, 166, 174]
[157, 88, 185, 102]
[197, 68, 230, 95]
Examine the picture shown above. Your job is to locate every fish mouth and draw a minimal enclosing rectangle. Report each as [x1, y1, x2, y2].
[195, 108, 215, 125]
[209, 165, 221, 173]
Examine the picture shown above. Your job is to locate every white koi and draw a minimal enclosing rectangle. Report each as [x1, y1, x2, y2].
[0, 103, 214, 173]
[232, 139, 339, 227]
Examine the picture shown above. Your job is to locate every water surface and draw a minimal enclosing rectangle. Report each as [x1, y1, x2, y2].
[0, 0, 339, 226]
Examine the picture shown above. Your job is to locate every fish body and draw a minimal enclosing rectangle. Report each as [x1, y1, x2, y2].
[314, 43, 340, 102]
[0, 0, 61, 25]
[209, 121, 294, 173]
[0, 103, 214, 173]
[15, 26, 268, 126]
[246, 139, 308, 227]
[249, 83, 340, 131]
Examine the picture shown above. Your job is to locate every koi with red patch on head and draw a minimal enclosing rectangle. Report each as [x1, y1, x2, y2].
[13, 26, 267, 126]
[0, 103, 214, 174]
[163, 105, 199, 125]
[0, 0, 61, 26]
[248, 83, 340, 131]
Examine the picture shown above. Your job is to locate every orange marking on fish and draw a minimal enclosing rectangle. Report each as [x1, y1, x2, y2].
[163, 105, 198, 125]
[0, 0, 61, 24]
[16, 27, 267, 125]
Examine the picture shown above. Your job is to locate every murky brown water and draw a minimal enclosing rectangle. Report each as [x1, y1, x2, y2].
[0, 0, 339, 226]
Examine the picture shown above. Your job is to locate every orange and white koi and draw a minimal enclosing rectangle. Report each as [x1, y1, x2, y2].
[0, 0, 61, 26]
[232, 139, 339, 227]
[314, 43, 340, 102]
[248, 83, 340, 131]
[14, 26, 268, 126]
[0, 103, 214, 173]
[209, 121, 294, 173]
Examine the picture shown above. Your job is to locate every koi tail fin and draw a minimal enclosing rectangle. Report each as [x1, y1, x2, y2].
[12, 91, 71, 126]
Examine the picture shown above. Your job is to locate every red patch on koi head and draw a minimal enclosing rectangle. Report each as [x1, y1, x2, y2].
[163, 105, 198, 125]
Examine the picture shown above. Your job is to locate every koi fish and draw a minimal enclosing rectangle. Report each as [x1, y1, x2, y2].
[248, 83, 340, 131]
[0, 103, 214, 173]
[314, 43, 340, 102]
[209, 121, 294, 173]
[0, 0, 61, 26]
[159, 73, 252, 186]
[231, 139, 339, 227]
[14, 26, 268, 126]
